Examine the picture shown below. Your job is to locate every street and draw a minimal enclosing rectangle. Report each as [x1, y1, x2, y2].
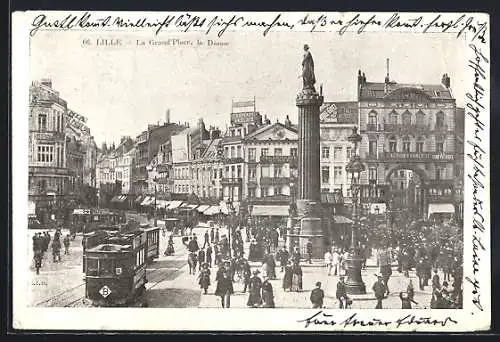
[28, 222, 438, 309]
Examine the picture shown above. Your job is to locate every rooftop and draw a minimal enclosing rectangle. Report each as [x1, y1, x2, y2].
[359, 81, 453, 101]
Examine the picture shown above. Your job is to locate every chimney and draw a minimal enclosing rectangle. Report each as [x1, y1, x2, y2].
[40, 78, 52, 88]
[284, 115, 291, 128]
[385, 58, 390, 84]
[165, 109, 170, 124]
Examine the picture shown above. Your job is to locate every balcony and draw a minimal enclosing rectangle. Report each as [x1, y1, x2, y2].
[223, 157, 244, 164]
[247, 179, 258, 187]
[260, 155, 298, 164]
[221, 177, 242, 186]
[359, 184, 390, 203]
[247, 195, 291, 204]
[260, 177, 293, 186]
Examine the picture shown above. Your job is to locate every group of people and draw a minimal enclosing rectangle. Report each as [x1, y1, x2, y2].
[31, 229, 71, 274]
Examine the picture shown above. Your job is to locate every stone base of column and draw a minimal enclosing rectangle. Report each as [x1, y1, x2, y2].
[344, 253, 367, 295]
[299, 217, 323, 259]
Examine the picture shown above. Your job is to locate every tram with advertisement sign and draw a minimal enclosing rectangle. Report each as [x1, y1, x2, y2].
[84, 228, 149, 307]
[69, 208, 126, 236]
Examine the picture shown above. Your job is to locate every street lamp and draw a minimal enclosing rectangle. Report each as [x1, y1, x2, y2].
[344, 127, 366, 295]
[153, 177, 158, 227]
[226, 198, 235, 258]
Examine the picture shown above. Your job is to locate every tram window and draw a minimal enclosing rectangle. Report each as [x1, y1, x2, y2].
[87, 258, 98, 276]
[99, 259, 114, 276]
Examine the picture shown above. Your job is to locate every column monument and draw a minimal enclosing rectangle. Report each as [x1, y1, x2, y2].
[293, 44, 324, 258]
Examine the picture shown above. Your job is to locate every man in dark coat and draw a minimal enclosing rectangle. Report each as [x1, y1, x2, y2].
[247, 270, 263, 307]
[215, 266, 233, 308]
[188, 236, 200, 253]
[310, 282, 324, 308]
[205, 244, 213, 268]
[336, 276, 348, 309]
[198, 248, 206, 272]
[279, 247, 289, 272]
[306, 239, 313, 264]
[261, 277, 275, 308]
[215, 228, 220, 244]
[210, 227, 215, 243]
[372, 275, 387, 309]
[203, 230, 210, 248]
[242, 260, 251, 293]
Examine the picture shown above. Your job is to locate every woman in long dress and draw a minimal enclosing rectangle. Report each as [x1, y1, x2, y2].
[282, 262, 293, 292]
[261, 277, 275, 308]
[247, 270, 263, 307]
[291, 262, 303, 292]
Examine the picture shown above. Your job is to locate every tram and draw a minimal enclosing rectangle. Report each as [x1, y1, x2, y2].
[84, 229, 148, 307]
[69, 208, 126, 236]
[139, 223, 160, 263]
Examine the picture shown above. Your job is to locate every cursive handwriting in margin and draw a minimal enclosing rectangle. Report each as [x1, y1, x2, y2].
[465, 42, 489, 312]
[29, 12, 488, 43]
[297, 311, 458, 329]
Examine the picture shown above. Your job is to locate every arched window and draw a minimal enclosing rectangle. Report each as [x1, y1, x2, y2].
[436, 111, 445, 130]
[390, 110, 398, 125]
[402, 110, 412, 126]
[402, 136, 411, 152]
[416, 110, 425, 126]
[389, 135, 397, 152]
[416, 136, 425, 152]
[368, 110, 377, 125]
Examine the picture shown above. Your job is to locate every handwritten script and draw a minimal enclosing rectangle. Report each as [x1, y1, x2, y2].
[298, 311, 458, 329]
[465, 42, 489, 312]
[29, 12, 487, 43]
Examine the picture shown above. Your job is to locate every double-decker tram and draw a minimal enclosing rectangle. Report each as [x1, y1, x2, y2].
[84, 229, 149, 307]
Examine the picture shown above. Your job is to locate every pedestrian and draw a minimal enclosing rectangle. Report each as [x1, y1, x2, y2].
[165, 235, 175, 256]
[432, 269, 441, 290]
[399, 291, 412, 309]
[210, 227, 215, 243]
[215, 266, 233, 308]
[266, 253, 276, 280]
[198, 248, 206, 272]
[306, 239, 313, 264]
[242, 260, 251, 293]
[377, 246, 392, 295]
[279, 247, 289, 272]
[292, 247, 301, 265]
[51, 234, 61, 262]
[310, 282, 324, 308]
[331, 248, 341, 276]
[215, 228, 220, 244]
[324, 249, 332, 275]
[198, 262, 211, 295]
[291, 262, 303, 292]
[282, 261, 293, 292]
[261, 277, 275, 308]
[336, 276, 348, 309]
[205, 244, 213, 268]
[63, 234, 70, 255]
[372, 275, 387, 309]
[188, 235, 200, 253]
[203, 229, 210, 249]
[247, 270, 263, 308]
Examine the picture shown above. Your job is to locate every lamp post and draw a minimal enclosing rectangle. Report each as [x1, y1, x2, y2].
[153, 177, 158, 227]
[226, 198, 235, 259]
[344, 127, 366, 294]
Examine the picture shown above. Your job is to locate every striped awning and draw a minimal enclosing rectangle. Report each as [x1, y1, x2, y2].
[140, 196, 154, 206]
[333, 215, 353, 224]
[166, 200, 183, 210]
[197, 205, 210, 213]
[203, 206, 221, 216]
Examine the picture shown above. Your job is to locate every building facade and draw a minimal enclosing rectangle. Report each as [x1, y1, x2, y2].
[357, 67, 458, 218]
[319, 102, 358, 200]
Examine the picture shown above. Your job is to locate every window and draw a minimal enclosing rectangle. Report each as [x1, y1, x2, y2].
[219, 169, 223, 179]
[231, 166, 236, 178]
[274, 148, 282, 156]
[416, 138, 424, 153]
[402, 110, 412, 126]
[38, 113, 47, 131]
[225, 166, 230, 178]
[416, 111, 425, 126]
[334, 167, 343, 184]
[230, 146, 235, 158]
[260, 187, 267, 197]
[261, 165, 270, 177]
[261, 148, 268, 156]
[213, 169, 218, 179]
[346, 147, 352, 159]
[37, 145, 54, 163]
[390, 110, 398, 125]
[368, 111, 377, 125]
[249, 188, 256, 198]
[237, 165, 242, 178]
[369, 140, 377, 155]
[237, 146, 242, 158]
[249, 165, 256, 180]
[275, 186, 283, 195]
[290, 148, 298, 157]
[436, 141, 444, 153]
[369, 167, 377, 181]
[224, 147, 229, 158]
[86, 258, 98, 276]
[403, 140, 411, 152]
[400, 181, 405, 190]
[321, 146, 330, 159]
[436, 111, 445, 130]
[334, 147, 342, 160]
[321, 166, 330, 184]
[389, 138, 397, 152]
[274, 165, 282, 178]
[399, 170, 405, 178]
[248, 148, 256, 161]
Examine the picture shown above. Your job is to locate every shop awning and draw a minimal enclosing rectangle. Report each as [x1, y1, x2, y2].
[166, 200, 183, 210]
[197, 205, 210, 213]
[135, 195, 144, 203]
[370, 203, 386, 214]
[203, 206, 221, 216]
[140, 196, 154, 206]
[156, 200, 169, 208]
[110, 195, 121, 203]
[333, 215, 353, 224]
[179, 204, 199, 210]
[428, 203, 455, 218]
[251, 205, 289, 217]
[117, 195, 127, 202]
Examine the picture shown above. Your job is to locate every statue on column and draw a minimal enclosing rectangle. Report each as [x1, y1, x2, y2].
[301, 44, 316, 91]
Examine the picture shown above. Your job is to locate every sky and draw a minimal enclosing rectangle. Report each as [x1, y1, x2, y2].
[29, 30, 467, 146]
